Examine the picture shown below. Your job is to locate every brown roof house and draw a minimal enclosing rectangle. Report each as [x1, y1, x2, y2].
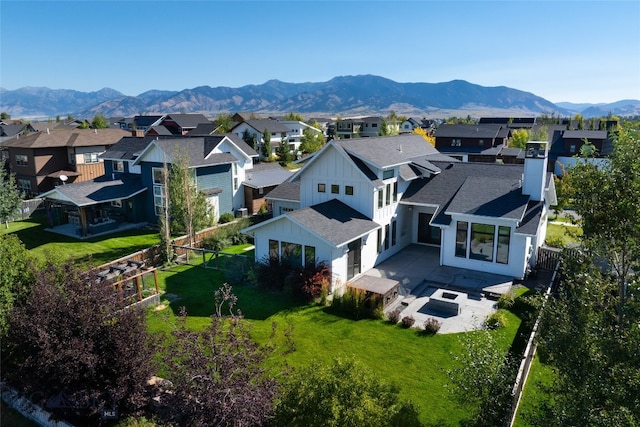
[0, 128, 129, 196]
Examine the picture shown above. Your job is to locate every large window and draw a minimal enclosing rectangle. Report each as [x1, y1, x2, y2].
[385, 183, 391, 206]
[152, 167, 166, 216]
[269, 239, 279, 258]
[470, 223, 495, 262]
[455, 221, 468, 258]
[305, 246, 316, 267]
[17, 179, 31, 192]
[497, 226, 510, 264]
[15, 154, 28, 166]
[281, 242, 302, 267]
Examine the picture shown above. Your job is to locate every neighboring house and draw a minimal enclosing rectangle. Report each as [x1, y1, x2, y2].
[399, 118, 423, 134]
[279, 120, 323, 153]
[230, 119, 291, 158]
[0, 128, 129, 196]
[0, 123, 36, 142]
[117, 115, 165, 132]
[158, 114, 212, 135]
[434, 123, 510, 162]
[478, 117, 537, 129]
[40, 133, 258, 237]
[550, 129, 611, 176]
[243, 134, 556, 294]
[243, 162, 294, 214]
[186, 122, 225, 136]
[335, 116, 390, 139]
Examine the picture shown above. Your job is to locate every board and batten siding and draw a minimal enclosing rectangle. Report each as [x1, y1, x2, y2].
[196, 164, 233, 216]
[298, 145, 375, 216]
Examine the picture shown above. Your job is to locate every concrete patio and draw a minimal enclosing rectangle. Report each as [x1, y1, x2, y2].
[362, 244, 514, 333]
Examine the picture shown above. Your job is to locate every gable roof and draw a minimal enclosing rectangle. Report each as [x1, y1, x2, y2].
[134, 134, 257, 167]
[232, 119, 291, 134]
[244, 199, 379, 248]
[100, 136, 155, 161]
[164, 114, 210, 129]
[265, 180, 300, 202]
[402, 161, 529, 226]
[336, 134, 440, 169]
[187, 123, 222, 136]
[0, 128, 129, 149]
[40, 176, 146, 206]
[562, 130, 607, 140]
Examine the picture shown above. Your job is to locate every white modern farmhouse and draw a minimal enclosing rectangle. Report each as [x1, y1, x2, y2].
[242, 134, 556, 294]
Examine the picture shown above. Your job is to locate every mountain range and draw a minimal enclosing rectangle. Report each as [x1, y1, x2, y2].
[1, 75, 639, 120]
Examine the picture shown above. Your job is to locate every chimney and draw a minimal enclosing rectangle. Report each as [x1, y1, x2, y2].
[522, 141, 548, 201]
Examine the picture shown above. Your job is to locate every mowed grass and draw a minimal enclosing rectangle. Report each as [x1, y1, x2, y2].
[148, 261, 528, 426]
[1, 214, 160, 267]
[546, 222, 582, 247]
[513, 355, 555, 426]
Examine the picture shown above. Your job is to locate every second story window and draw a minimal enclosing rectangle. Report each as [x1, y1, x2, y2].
[318, 183, 326, 193]
[383, 169, 394, 180]
[378, 189, 383, 208]
[84, 153, 99, 163]
[345, 186, 354, 195]
[451, 139, 462, 147]
[331, 184, 339, 194]
[385, 183, 391, 206]
[16, 154, 28, 166]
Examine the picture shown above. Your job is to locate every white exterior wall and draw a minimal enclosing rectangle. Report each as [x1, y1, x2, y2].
[71, 145, 107, 164]
[299, 145, 375, 216]
[272, 200, 301, 216]
[440, 214, 530, 279]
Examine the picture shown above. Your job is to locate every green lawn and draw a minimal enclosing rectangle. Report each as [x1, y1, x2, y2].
[513, 355, 555, 426]
[148, 261, 532, 426]
[1, 214, 160, 267]
[546, 222, 582, 247]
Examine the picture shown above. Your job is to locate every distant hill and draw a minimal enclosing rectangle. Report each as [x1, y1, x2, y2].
[556, 100, 640, 118]
[4, 75, 635, 120]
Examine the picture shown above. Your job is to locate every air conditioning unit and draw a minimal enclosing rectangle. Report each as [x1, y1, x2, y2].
[236, 208, 248, 218]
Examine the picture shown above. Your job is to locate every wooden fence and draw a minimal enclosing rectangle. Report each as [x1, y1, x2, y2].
[504, 259, 561, 426]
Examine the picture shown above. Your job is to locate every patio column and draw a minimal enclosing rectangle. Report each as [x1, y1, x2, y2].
[79, 207, 88, 237]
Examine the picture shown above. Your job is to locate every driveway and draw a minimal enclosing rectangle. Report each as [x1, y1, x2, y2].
[361, 244, 513, 333]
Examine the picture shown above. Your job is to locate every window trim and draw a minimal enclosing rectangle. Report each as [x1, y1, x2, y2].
[318, 183, 326, 193]
[345, 185, 354, 196]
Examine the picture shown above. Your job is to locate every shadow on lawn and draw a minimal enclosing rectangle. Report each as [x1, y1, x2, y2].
[163, 265, 308, 320]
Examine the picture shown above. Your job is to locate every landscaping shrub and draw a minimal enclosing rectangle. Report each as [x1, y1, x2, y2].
[484, 310, 508, 330]
[203, 218, 251, 251]
[287, 261, 331, 301]
[401, 315, 416, 329]
[218, 212, 235, 224]
[387, 309, 401, 324]
[423, 317, 442, 335]
[330, 287, 382, 320]
[255, 255, 288, 291]
[496, 291, 516, 309]
[545, 235, 566, 248]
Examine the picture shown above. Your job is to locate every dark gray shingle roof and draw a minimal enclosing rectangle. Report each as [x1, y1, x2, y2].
[42, 176, 146, 206]
[336, 134, 439, 168]
[266, 181, 300, 202]
[244, 162, 294, 189]
[289, 199, 379, 247]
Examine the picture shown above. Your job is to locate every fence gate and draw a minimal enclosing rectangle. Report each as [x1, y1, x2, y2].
[537, 246, 562, 271]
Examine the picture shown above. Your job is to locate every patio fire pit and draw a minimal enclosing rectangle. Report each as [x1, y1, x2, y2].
[426, 288, 467, 315]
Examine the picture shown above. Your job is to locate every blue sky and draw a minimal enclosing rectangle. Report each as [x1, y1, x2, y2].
[1, 0, 639, 104]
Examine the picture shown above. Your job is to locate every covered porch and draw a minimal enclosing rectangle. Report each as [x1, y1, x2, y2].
[40, 176, 148, 239]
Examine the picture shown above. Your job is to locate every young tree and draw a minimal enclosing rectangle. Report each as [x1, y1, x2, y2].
[299, 124, 326, 154]
[509, 128, 530, 149]
[161, 284, 279, 426]
[412, 127, 435, 146]
[274, 356, 421, 427]
[0, 112, 10, 120]
[0, 160, 23, 228]
[276, 137, 292, 164]
[168, 151, 213, 243]
[2, 260, 155, 423]
[447, 331, 515, 426]
[0, 234, 33, 334]
[91, 114, 109, 129]
[283, 112, 303, 121]
[378, 120, 390, 136]
[214, 113, 234, 133]
[261, 128, 272, 159]
[242, 128, 257, 150]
